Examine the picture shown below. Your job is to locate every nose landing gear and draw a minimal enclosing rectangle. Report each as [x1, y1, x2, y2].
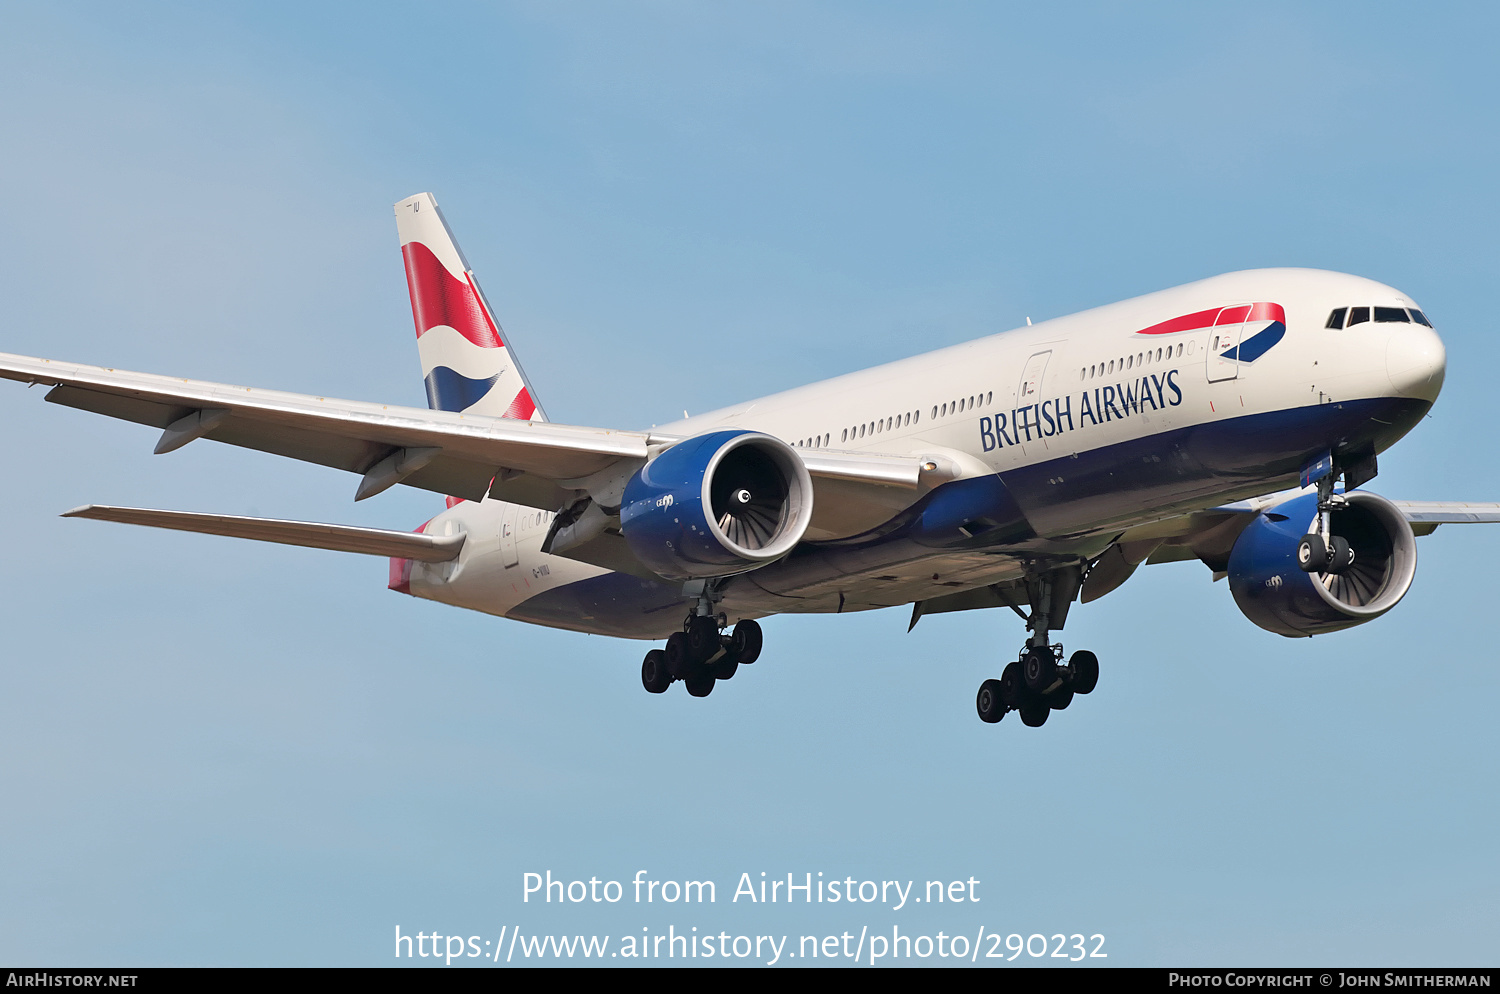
[1297, 451, 1372, 576]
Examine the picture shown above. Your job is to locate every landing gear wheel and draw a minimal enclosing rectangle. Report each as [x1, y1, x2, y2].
[665, 632, 691, 678]
[711, 655, 739, 681]
[728, 620, 762, 664]
[1068, 650, 1099, 695]
[1297, 534, 1329, 573]
[641, 649, 671, 694]
[999, 662, 1027, 709]
[684, 675, 715, 698]
[1019, 703, 1049, 727]
[1048, 687, 1075, 711]
[686, 616, 720, 662]
[1328, 536, 1355, 574]
[1022, 646, 1057, 693]
[976, 679, 1005, 724]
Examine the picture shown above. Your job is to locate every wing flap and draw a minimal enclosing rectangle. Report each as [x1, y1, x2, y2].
[62, 504, 465, 561]
[45, 382, 186, 430]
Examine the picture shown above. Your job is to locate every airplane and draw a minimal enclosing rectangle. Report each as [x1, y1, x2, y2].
[4, 191, 1497, 728]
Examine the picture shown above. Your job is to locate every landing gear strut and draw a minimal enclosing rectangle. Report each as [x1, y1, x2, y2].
[1298, 456, 1365, 575]
[639, 579, 763, 698]
[974, 566, 1100, 728]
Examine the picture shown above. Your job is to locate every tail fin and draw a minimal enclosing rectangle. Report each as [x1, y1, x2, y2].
[394, 192, 547, 422]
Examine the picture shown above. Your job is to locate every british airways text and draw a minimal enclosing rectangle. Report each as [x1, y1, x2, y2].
[980, 368, 1184, 451]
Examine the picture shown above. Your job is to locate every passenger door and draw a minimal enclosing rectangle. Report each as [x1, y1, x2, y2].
[1205, 305, 1247, 383]
[1018, 350, 1052, 403]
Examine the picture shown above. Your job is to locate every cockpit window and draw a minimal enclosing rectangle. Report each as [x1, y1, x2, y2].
[1329, 305, 1430, 329]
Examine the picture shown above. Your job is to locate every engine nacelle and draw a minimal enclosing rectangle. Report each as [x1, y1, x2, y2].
[1227, 491, 1417, 637]
[619, 430, 814, 581]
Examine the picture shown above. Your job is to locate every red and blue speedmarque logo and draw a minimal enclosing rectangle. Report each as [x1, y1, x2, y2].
[1136, 302, 1287, 363]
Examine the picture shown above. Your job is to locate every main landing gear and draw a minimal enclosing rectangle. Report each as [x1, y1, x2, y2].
[642, 579, 763, 697]
[640, 618, 762, 697]
[975, 565, 1099, 728]
[976, 645, 1099, 727]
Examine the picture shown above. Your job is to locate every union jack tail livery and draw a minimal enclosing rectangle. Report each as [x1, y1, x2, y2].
[395, 192, 546, 422]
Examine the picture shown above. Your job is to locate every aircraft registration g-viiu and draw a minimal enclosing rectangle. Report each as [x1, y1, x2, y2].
[5, 193, 1497, 728]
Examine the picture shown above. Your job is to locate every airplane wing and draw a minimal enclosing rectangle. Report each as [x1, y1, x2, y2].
[1078, 495, 1500, 602]
[1387, 500, 1500, 534]
[916, 495, 1500, 623]
[0, 352, 923, 514]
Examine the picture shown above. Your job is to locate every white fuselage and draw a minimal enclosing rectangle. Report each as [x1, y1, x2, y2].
[406, 268, 1446, 639]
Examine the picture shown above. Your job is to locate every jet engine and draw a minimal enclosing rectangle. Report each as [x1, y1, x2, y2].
[1227, 491, 1418, 637]
[619, 430, 814, 581]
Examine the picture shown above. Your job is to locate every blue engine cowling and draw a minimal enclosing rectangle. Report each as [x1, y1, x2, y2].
[619, 429, 814, 581]
[1227, 491, 1418, 637]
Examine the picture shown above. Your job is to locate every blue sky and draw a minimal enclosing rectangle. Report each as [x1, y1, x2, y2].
[0, 1, 1497, 967]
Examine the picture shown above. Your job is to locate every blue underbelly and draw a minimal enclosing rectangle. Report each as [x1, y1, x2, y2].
[507, 397, 1430, 638]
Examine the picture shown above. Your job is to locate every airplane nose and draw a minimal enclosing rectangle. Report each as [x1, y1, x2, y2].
[1386, 323, 1446, 401]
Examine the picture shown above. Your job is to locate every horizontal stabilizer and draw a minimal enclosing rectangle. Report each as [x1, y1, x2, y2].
[61, 505, 464, 562]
